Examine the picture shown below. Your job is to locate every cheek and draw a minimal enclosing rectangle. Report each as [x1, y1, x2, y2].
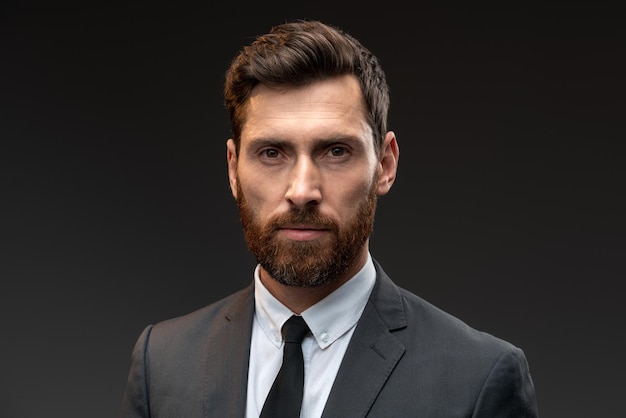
[328, 173, 375, 212]
[239, 176, 284, 215]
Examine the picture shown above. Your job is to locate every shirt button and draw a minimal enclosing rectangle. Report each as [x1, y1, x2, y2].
[321, 332, 329, 343]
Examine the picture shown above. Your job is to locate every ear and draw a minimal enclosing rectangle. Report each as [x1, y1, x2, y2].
[376, 131, 399, 196]
[226, 139, 239, 200]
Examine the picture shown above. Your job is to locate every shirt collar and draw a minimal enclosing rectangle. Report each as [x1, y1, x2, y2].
[254, 253, 376, 349]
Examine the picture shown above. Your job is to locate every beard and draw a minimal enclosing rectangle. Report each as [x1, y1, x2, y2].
[236, 178, 378, 288]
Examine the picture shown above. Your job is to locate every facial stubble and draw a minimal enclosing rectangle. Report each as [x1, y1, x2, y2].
[236, 176, 378, 288]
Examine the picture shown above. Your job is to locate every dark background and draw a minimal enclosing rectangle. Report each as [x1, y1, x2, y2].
[1, 1, 624, 417]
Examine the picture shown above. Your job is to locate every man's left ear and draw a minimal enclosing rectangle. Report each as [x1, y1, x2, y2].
[376, 131, 399, 196]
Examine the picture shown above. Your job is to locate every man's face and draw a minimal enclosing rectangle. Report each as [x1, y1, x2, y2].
[227, 75, 397, 287]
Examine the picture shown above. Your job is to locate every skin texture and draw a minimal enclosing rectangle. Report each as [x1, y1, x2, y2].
[227, 75, 399, 313]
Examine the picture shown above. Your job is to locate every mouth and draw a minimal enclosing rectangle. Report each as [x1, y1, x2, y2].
[278, 224, 329, 241]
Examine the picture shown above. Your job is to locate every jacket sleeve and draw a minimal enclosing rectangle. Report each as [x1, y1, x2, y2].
[121, 325, 154, 418]
[472, 347, 539, 418]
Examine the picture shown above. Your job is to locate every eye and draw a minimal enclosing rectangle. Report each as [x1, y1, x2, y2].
[261, 148, 280, 158]
[327, 146, 347, 157]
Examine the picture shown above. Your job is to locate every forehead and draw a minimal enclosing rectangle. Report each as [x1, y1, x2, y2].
[240, 75, 371, 145]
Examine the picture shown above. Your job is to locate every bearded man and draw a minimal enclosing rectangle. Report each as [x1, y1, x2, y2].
[121, 19, 539, 418]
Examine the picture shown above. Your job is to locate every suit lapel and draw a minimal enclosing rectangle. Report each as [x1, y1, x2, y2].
[204, 284, 255, 418]
[322, 262, 407, 417]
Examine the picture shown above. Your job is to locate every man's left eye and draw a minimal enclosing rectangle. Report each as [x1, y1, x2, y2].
[328, 146, 346, 157]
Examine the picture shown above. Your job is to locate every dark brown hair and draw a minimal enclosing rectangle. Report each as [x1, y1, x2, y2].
[224, 19, 390, 154]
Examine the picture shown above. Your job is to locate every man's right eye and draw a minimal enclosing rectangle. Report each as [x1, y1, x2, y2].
[262, 149, 280, 158]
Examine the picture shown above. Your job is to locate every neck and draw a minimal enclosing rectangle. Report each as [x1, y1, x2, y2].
[259, 246, 369, 314]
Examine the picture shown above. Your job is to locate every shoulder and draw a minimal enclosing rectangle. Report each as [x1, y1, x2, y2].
[147, 284, 254, 349]
[368, 262, 537, 413]
[372, 260, 524, 364]
[398, 285, 518, 354]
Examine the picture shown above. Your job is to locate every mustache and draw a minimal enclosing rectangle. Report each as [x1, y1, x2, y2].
[266, 208, 338, 232]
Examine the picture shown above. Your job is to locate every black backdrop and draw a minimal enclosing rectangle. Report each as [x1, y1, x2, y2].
[1, 1, 624, 417]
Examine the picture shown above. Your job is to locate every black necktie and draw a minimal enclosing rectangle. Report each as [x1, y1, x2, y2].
[260, 315, 310, 418]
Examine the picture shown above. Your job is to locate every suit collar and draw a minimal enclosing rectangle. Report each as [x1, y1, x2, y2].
[205, 260, 407, 418]
[322, 259, 408, 417]
[204, 284, 255, 417]
[368, 259, 408, 331]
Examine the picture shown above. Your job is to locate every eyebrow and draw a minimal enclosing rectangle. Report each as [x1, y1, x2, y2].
[246, 136, 363, 150]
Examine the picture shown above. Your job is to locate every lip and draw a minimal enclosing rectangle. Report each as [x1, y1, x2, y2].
[278, 225, 328, 241]
[282, 223, 326, 230]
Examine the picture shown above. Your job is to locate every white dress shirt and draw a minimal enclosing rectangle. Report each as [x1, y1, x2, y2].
[245, 253, 377, 418]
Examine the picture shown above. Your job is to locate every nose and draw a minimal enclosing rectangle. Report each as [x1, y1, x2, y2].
[284, 157, 322, 209]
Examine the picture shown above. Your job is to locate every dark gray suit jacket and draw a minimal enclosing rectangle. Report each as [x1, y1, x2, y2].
[122, 261, 538, 417]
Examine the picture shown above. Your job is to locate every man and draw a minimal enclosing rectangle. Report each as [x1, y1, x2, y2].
[121, 20, 539, 417]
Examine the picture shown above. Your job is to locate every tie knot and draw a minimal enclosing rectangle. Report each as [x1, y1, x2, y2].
[283, 315, 310, 344]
